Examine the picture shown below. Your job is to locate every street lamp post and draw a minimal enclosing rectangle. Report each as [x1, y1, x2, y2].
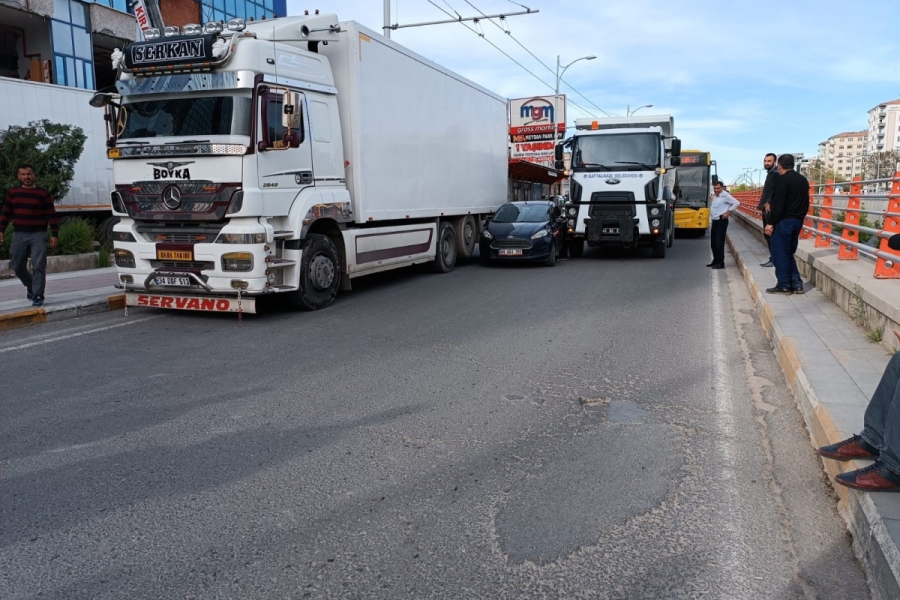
[627, 104, 653, 116]
[553, 55, 596, 149]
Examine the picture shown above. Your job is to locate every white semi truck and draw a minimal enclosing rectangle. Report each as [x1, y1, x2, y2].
[91, 13, 507, 313]
[554, 116, 682, 258]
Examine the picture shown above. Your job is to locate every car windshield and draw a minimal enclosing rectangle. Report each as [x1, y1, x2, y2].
[492, 204, 551, 223]
[674, 166, 711, 207]
[118, 95, 251, 139]
[572, 133, 659, 170]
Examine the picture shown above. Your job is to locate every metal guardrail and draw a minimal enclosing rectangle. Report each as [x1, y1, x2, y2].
[733, 171, 900, 279]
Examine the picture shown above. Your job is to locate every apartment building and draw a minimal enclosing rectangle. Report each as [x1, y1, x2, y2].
[816, 130, 868, 177]
[867, 99, 900, 154]
[0, 0, 285, 91]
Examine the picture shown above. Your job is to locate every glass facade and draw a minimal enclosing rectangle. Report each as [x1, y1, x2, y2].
[200, 0, 286, 23]
[51, 0, 94, 89]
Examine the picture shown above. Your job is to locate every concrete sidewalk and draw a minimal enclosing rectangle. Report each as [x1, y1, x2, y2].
[728, 220, 900, 599]
[0, 267, 123, 330]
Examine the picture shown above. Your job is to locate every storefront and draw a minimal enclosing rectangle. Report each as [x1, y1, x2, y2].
[508, 159, 565, 202]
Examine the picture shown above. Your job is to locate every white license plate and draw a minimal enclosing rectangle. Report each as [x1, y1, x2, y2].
[499, 249, 523, 256]
[154, 276, 192, 287]
[601, 228, 619, 234]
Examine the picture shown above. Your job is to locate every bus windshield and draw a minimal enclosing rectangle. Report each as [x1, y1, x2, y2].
[118, 95, 252, 139]
[571, 133, 660, 170]
[674, 165, 711, 207]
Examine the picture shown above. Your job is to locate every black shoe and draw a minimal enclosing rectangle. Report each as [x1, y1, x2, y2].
[26, 289, 33, 300]
[765, 287, 792, 295]
[760, 260, 774, 268]
[711, 264, 724, 269]
[792, 286, 805, 294]
[706, 262, 719, 267]
[32, 296, 44, 308]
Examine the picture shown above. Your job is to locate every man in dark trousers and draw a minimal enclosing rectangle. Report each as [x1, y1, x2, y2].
[758, 152, 779, 267]
[706, 181, 740, 269]
[763, 154, 809, 294]
[0, 164, 59, 307]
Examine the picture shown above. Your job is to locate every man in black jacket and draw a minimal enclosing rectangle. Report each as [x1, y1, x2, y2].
[758, 153, 779, 267]
[763, 154, 809, 294]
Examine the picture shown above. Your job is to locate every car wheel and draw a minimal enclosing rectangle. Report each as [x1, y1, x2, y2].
[545, 240, 557, 267]
[430, 221, 458, 273]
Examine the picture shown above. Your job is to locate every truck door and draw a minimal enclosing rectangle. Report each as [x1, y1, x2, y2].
[256, 88, 314, 204]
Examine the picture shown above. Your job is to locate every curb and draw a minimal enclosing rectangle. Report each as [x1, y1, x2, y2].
[727, 227, 900, 600]
[0, 293, 125, 331]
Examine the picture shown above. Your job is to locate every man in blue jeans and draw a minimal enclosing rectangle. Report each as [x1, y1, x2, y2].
[817, 327, 900, 492]
[763, 154, 809, 294]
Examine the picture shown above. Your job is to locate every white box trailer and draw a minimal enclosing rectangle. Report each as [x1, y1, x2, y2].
[1, 78, 114, 232]
[321, 22, 508, 222]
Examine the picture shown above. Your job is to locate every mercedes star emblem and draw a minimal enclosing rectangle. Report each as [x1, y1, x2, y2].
[162, 185, 182, 210]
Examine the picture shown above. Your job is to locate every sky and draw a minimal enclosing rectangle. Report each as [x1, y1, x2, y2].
[285, 0, 900, 183]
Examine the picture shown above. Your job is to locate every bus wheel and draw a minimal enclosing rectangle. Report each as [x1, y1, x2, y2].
[289, 234, 341, 310]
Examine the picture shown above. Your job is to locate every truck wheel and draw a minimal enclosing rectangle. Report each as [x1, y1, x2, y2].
[456, 215, 477, 258]
[568, 239, 584, 258]
[290, 234, 341, 310]
[430, 221, 458, 273]
[667, 222, 674, 248]
[651, 240, 667, 258]
[99, 216, 120, 244]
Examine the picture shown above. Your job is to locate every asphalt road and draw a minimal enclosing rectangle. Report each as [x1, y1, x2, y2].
[1, 235, 870, 599]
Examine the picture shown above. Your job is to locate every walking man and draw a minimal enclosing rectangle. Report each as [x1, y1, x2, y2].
[707, 181, 740, 269]
[0, 164, 59, 307]
[763, 154, 808, 294]
[758, 152, 779, 267]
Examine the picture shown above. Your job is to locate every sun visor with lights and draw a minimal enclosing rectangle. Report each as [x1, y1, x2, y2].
[122, 33, 218, 72]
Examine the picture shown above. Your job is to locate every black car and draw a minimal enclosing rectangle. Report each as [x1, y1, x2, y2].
[479, 201, 565, 266]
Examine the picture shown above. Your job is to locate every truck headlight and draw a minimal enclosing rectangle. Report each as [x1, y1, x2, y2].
[568, 207, 577, 216]
[568, 219, 576, 227]
[115, 249, 135, 268]
[112, 231, 136, 242]
[651, 219, 661, 227]
[650, 207, 660, 216]
[222, 252, 253, 271]
[531, 229, 549, 240]
[215, 232, 266, 244]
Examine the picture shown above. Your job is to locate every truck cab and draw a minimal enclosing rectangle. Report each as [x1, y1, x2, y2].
[556, 116, 681, 258]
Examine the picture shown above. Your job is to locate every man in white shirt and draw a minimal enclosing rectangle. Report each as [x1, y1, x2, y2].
[707, 182, 741, 269]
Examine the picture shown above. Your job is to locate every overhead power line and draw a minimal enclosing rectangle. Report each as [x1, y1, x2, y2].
[425, 0, 599, 121]
[463, 0, 615, 117]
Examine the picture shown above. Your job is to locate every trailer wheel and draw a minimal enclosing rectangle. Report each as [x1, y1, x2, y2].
[430, 221, 458, 273]
[456, 215, 477, 258]
[289, 234, 341, 310]
[651, 239, 667, 258]
[99, 216, 120, 244]
[568, 239, 584, 258]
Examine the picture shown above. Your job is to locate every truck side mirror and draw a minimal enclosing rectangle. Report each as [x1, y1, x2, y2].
[671, 156, 681, 167]
[282, 91, 302, 130]
[670, 138, 682, 157]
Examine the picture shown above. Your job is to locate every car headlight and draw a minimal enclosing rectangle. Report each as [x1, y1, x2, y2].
[531, 229, 549, 240]
[568, 219, 576, 227]
[568, 207, 577, 216]
[651, 219, 661, 227]
[650, 207, 660, 216]
[215, 232, 267, 244]
[482, 230, 493, 240]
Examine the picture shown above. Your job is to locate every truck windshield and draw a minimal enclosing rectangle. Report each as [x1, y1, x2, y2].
[492, 203, 551, 223]
[674, 166, 710, 207]
[572, 133, 659, 170]
[118, 96, 251, 139]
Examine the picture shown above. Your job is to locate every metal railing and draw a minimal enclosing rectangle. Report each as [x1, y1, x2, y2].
[732, 171, 900, 279]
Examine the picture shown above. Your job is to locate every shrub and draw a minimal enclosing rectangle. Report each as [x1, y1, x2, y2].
[0, 222, 11, 260]
[0, 120, 86, 203]
[55, 217, 95, 256]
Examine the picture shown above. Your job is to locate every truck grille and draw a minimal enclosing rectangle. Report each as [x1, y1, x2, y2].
[589, 203, 636, 219]
[151, 260, 215, 271]
[136, 225, 224, 244]
[491, 239, 532, 249]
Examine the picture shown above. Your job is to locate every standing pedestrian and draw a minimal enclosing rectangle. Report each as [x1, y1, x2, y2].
[0, 164, 59, 307]
[764, 154, 809, 294]
[707, 181, 740, 269]
[758, 152, 779, 267]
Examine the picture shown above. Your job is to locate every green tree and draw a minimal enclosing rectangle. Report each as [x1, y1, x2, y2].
[0, 120, 87, 203]
[861, 150, 900, 180]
